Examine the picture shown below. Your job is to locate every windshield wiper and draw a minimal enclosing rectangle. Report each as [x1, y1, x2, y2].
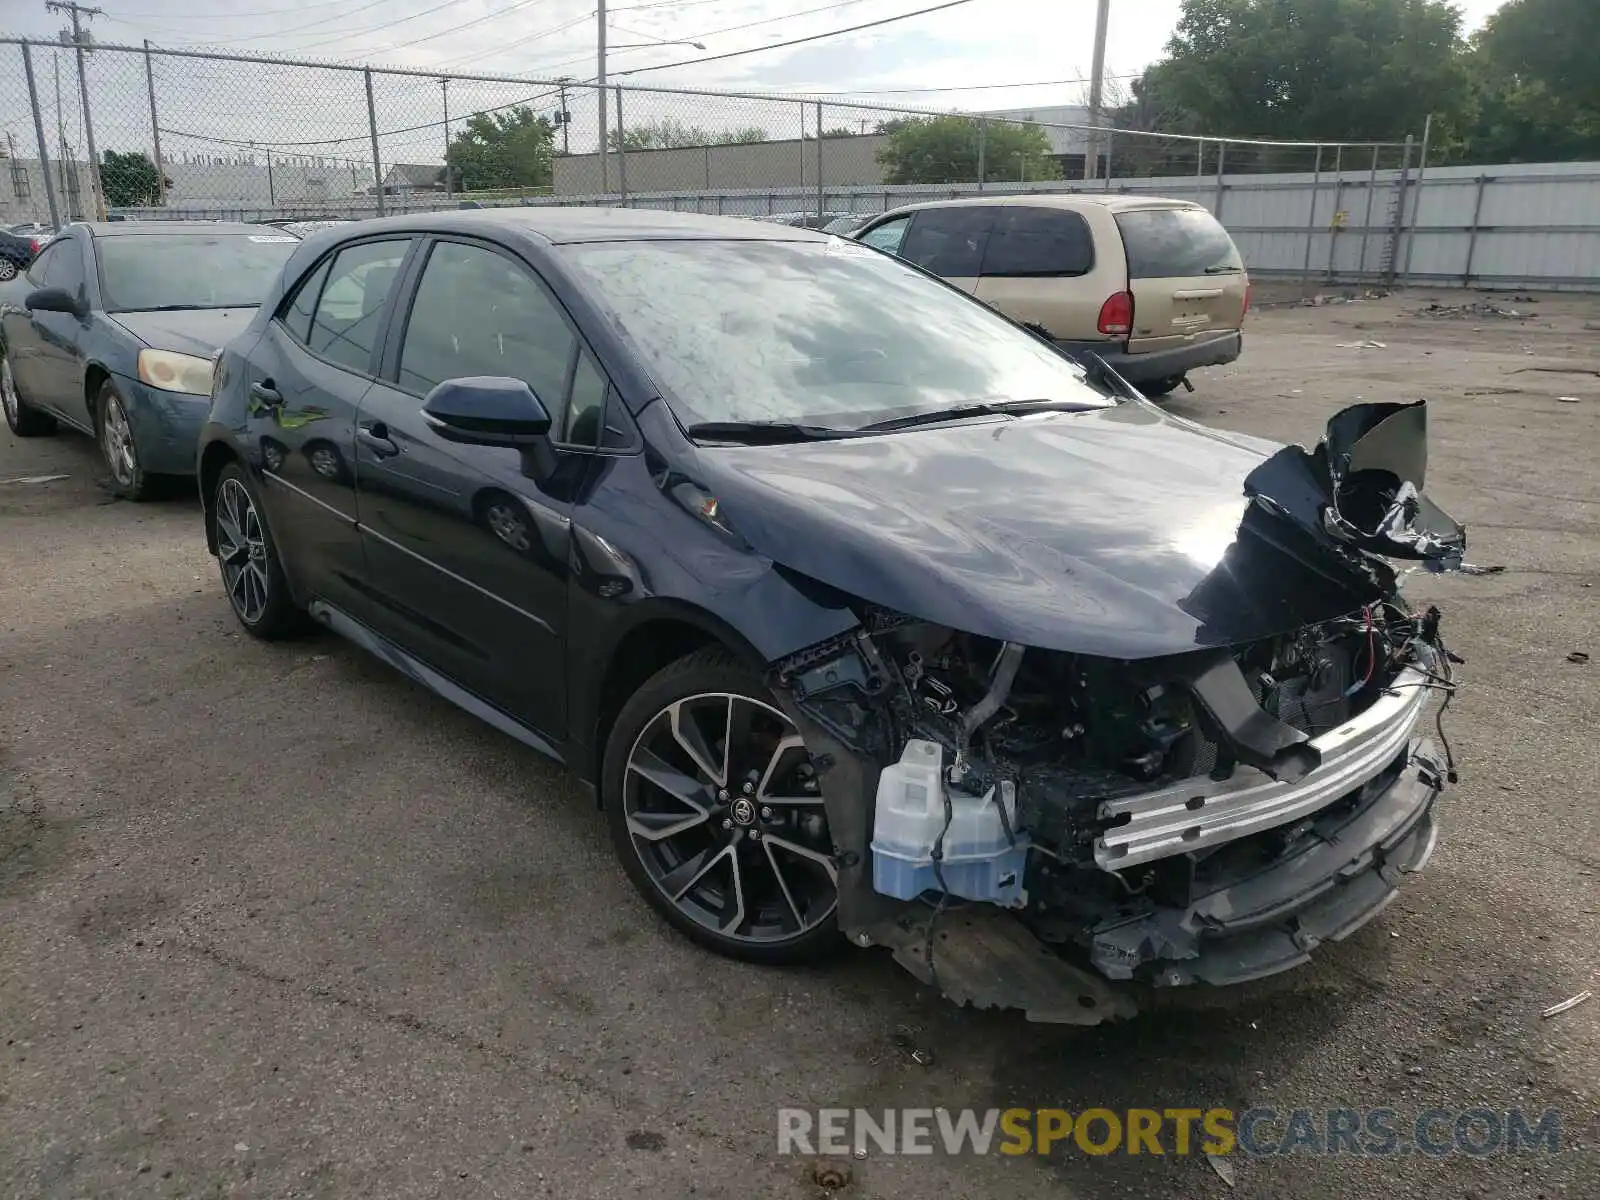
[685, 420, 854, 444]
[854, 398, 1097, 433]
[1203, 265, 1242, 274]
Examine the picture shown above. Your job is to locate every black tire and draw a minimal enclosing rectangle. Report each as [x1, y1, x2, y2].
[1140, 376, 1185, 399]
[1, 347, 57, 437]
[95, 379, 157, 500]
[212, 461, 308, 639]
[0, 258, 18, 283]
[602, 647, 842, 965]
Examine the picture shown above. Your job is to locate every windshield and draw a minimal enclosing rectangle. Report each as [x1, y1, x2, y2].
[97, 233, 298, 311]
[560, 238, 1114, 430]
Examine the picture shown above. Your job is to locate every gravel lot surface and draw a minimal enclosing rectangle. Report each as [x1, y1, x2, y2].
[2, 287, 1596, 1199]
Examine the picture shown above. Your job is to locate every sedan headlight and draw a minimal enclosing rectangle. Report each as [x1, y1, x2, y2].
[138, 349, 215, 396]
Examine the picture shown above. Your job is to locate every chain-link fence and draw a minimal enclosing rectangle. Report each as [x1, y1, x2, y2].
[2, 36, 1432, 287]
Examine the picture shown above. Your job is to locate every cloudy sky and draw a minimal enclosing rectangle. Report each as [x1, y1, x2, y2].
[1, 0, 1507, 183]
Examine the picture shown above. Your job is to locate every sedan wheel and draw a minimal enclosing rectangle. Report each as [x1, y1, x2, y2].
[97, 385, 151, 499]
[2, 353, 55, 437]
[0, 259, 17, 282]
[605, 650, 840, 963]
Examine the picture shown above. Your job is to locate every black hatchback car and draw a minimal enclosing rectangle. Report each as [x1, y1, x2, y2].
[199, 209, 1469, 1020]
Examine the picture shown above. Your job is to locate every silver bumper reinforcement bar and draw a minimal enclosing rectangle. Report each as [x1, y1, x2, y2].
[1094, 669, 1430, 869]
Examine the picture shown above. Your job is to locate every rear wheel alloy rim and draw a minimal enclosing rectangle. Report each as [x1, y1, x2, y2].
[1, 357, 17, 425]
[216, 477, 270, 624]
[0, 260, 15, 282]
[100, 395, 137, 485]
[624, 692, 836, 944]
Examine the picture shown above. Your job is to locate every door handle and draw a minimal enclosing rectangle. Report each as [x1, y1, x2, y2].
[357, 421, 400, 458]
[249, 380, 282, 407]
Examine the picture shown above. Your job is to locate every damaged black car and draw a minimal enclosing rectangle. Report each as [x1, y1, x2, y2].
[198, 210, 1470, 1022]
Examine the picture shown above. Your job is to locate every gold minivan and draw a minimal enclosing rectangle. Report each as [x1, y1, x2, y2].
[852, 194, 1249, 397]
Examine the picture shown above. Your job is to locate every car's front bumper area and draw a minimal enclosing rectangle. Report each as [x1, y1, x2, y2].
[1056, 330, 1242, 384]
[115, 371, 209, 476]
[1090, 737, 1443, 988]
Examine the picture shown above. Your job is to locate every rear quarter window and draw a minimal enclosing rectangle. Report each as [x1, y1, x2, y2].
[900, 207, 993, 278]
[979, 207, 1094, 278]
[1115, 207, 1243, 279]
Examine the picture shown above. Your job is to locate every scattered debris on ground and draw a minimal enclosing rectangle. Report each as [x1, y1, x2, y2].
[0, 474, 70, 486]
[1206, 1153, 1237, 1187]
[1541, 991, 1592, 1019]
[1337, 339, 1388, 349]
[1557, 396, 1582, 403]
[1301, 288, 1392, 307]
[811, 1160, 853, 1190]
[1567, 651, 1590, 664]
[1417, 300, 1531, 320]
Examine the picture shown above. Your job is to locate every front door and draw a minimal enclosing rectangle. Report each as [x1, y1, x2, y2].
[355, 237, 602, 740]
[17, 236, 91, 424]
[244, 236, 414, 615]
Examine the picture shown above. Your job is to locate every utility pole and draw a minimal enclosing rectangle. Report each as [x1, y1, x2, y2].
[597, 0, 609, 194]
[143, 39, 164, 205]
[47, 0, 105, 218]
[1083, 0, 1110, 181]
[441, 77, 452, 200]
[557, 78, 572, 155]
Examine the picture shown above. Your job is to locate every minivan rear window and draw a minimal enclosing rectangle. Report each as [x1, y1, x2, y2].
[1115, 207, 1243, 279]
[980, 207, 1094, 278]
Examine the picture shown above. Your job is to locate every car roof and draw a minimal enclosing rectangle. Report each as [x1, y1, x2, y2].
[872, 193, 1205, 218]
[79, 221, 279, 236]
[310, 207, 834, 246]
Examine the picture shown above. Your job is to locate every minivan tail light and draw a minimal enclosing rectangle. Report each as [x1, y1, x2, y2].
[1097, 291, 1133, 337]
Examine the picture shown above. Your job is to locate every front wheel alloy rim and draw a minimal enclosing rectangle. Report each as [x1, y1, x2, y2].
[100, 394, 138, 485]
[1, 357, 17, 425]
[216, 477, 271, 624]
[624, 692, 836, 944]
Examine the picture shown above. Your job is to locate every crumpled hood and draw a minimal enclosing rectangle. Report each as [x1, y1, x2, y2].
[109, 307, 259, 359]
[690, 403, 1397, 659]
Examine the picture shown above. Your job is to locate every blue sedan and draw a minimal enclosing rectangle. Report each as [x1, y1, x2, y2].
[0, 221, 297, 498]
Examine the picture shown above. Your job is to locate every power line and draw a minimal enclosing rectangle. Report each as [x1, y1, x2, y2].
[298, 0, 559, 58]
[610, 0, 982, 77]
[808, 71, 1141, 96]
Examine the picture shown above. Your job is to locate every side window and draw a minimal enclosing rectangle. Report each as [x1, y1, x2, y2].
[980, 208, 1094, 278]
[280, 258, 332, 344]
[306, 239, 410, 374]
[23, 243, 57, 287]
[900, 208, 993, 278]
[43, 239, 86, 294]
[858, 215, 910, 255]
[564, 349, 608, 446]
[398, 241, 583, 429]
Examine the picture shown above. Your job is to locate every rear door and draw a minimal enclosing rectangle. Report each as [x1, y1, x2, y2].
[1113, 205, 1248, 355]
[896, 206, 993, 294]
[971, 206, 1098, 337]
[244, 235, 415, 615]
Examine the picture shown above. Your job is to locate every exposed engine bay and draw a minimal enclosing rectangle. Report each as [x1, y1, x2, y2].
[765, 400, 1469, 1023]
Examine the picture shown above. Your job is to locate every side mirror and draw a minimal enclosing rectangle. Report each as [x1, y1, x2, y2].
[422, 376, 552, 447]
[422, 376, 557, 480]
[25, 287, 83, 318]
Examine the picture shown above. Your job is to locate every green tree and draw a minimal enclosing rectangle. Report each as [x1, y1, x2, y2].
[1129, 0, 1473, 143]
[875, 116, 1062, 185]
[444, 106, 555, 191]
[100, 149, 169, 207]
[1461, 0, 1600, 162]
[608, 116, 768, 151]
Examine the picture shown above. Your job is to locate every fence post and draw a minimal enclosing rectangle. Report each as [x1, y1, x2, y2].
[1462, 174, 1488, 286]
[977, 118, 986, 189]
[1401, 113, 1431, 285]
[1358, 144, 1380, 281]
[1103, 125, 1114, 191]
[615, 86, 627, 205]
[21, 43, 61, 228]
[1213, 141, 1226, 218]
[1385, 134, 1414, 285]
[815, 101, 825, 222]
[141, 40, 166, 206]
[1324, 144, 1344, 281]
[265, 151, 275, 206]
[364, 68, 384, 217]
[703, 143, 711, 189]
[1300, 144, 1323, 292]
